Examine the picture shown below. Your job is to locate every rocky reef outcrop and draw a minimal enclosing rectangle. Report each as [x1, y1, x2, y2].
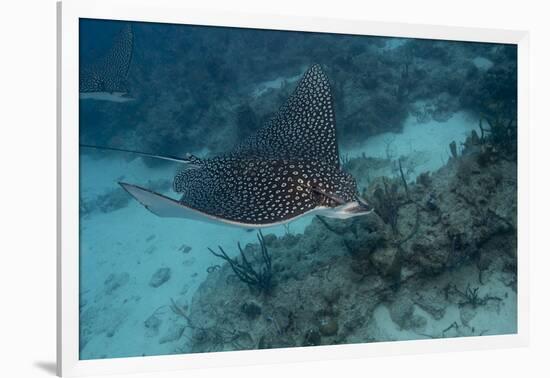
[176, 136, 517, 353]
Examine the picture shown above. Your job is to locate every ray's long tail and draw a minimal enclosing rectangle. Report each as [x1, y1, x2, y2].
[79, 144, 195, 164]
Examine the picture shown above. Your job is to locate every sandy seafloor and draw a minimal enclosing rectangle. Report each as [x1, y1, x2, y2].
[78, 108, 515, 359]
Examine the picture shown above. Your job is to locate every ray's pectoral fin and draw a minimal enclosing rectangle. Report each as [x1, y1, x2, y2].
[119, 182, 208, 220]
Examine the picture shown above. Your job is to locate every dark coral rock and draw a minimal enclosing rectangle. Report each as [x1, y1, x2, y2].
[413, 291, 447, 320]
[361, 231, 387, 254]
[322, 287, 342, 305]
[370, 247, 400, 277]
[388, 296, 427, 332]
[280, 233, 301, 248]
[350, 256, 372, 279]
[416, 171, 432, 188]
[144, 314, 162, 337]
[343, 314, 365, 334]
[410, 238, 449, 274]
[159, 325, 185, 344]
[241, 301, 262, 320]
[319, 317, 339, 337]
[262, 233, 278, 246]
[425, 192, 439, 211]
[258, 334, 295, 349]
[179, 244, 192, 254]
[270, 307, 293, 333]
[104, 272, 130, 295]
[303, 328, 322, 347]
[149, 267, 171, 288]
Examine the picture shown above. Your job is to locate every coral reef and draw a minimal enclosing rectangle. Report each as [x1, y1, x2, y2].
[80, 20, 517, 160]
[179, 142, 516, 353]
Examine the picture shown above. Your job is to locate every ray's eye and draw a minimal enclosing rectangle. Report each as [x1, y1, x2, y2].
[310, 189, 326, 205]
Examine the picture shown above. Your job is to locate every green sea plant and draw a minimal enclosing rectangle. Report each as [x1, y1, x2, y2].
[208, 231, 273, 295]
[370, 170, 412, 235]
[478, 110, 517, 157]
[448, 284, 502, 309]
[394, 62, 411, 103]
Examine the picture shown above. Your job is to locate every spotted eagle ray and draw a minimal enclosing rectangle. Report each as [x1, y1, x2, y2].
[79, 23, 134, 102]
[118, 64, 373, 227]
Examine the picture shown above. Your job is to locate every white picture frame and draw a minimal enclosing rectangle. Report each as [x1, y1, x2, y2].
[57, 0, 529, 376]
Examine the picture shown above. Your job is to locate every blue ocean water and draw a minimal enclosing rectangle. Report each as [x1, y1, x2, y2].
[79, 19, 518, 359]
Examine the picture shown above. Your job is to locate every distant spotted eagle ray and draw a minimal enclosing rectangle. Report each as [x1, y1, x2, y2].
[118, 64, 373, 227]
[79, 24, 134, 102]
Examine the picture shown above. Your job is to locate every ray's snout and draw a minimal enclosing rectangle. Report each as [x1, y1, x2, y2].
[321, 195, 374, 219]
[356, 195, 373, 212]
[344, 195, 374, 215]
